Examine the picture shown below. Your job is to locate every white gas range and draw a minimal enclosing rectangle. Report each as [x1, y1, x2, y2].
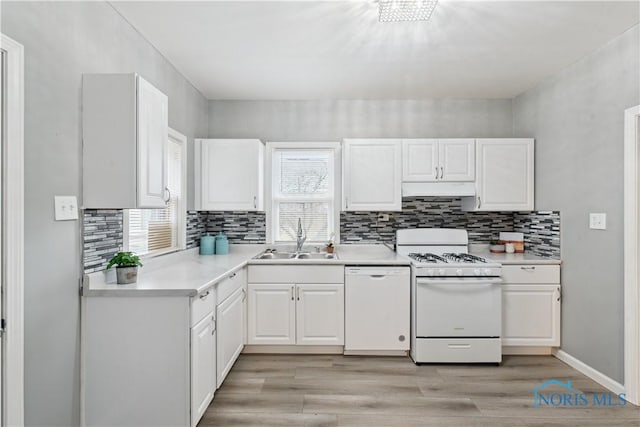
[396, 228, 503, 364]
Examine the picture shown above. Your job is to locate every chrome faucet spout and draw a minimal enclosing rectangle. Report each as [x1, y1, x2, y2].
[296, 218, 306, 252]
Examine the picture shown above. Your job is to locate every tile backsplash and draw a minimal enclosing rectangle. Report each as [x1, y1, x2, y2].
[83, 210, 123, 273]
[83, 200, 560, 272]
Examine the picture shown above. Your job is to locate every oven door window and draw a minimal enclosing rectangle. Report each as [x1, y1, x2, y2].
[416, 278, 501, 338]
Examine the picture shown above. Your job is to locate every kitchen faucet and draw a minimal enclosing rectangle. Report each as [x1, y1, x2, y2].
[295, 218, 306, 253]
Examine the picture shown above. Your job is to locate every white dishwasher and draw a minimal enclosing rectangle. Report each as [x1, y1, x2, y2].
[345, 266, 411, 354]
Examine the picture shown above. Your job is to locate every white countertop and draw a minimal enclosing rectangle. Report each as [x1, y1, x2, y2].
[83, 243, 560, 297]
[471, 248, 562, 265]
[83, 243, 410, 297]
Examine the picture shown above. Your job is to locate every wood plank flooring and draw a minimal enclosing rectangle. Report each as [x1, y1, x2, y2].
[199, 354, 640, 426]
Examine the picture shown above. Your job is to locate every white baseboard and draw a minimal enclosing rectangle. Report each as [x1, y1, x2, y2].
[343, 350, 408, 357]
[503, 346, 554, 355]
[553, 349, 625, 395]
[243, 345, 344, 354]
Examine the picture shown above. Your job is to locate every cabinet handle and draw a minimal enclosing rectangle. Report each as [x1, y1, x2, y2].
[477, 196, 481, 209]
[440, 166, 444, 179]
[291, 286, 294, 301]
[435, 166, 439, 180]
[212, 318, 216, 334]
[253, 196, 257, 209]
[296, 287, 300, 301]
[242, 288, 246, 302]
[345, 197, 349, 209]
[557, 287, 561, 302]
[164, 186, 171, 203]
[520, 266, 536, 271]
[229, 272, 237, 279]
[199, 290, 210, 300]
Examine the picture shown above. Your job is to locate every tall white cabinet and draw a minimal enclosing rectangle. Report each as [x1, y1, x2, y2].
[343, 139, 402, 211]
[83, 73, 169, 209]
[195, 139, 264, 211]
[462, 138, 534, 211]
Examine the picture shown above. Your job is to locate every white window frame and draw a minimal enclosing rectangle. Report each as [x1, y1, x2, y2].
[266, 142, 341, 245]
[123, 127, 187, 258]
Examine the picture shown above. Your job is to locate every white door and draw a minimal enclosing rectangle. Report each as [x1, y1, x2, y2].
[439, 139, 475, 181]
[502, 284, 561, 346]
[345, 268, 410, 351]
[247, 284, 295, 345]
[475, 139, 534, 211]
[343, 139, 402, 211]
[136, 75, 168, 208]
[216, 287, 244, 388]
[296, 284, 344, 346]
[199, 139, 263, 211]
[190, 314, 216, 427]
[402, 139, 438, 182]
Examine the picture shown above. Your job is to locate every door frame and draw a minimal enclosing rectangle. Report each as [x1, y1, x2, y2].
[0, 34, 25, 426]
[624, 104, 640, 406]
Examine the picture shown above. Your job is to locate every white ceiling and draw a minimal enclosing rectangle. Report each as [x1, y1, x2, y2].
[111, 1, 639, 100]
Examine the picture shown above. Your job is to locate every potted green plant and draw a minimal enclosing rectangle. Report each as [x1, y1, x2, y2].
[106, 251, 143, 284]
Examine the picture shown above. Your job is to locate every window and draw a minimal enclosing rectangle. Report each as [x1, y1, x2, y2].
[124, 129, 187, 256]
[268, 143, 341, 244]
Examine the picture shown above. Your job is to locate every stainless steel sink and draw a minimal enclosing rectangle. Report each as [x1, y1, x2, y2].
[254, 250, 338, 260]
[256, 252, 297, 260]
[296, 253, 338, 260]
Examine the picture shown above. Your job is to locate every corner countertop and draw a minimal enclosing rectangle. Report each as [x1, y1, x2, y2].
[83, 244, 410, 297]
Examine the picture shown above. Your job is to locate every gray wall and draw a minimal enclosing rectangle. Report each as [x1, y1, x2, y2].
[513, 24, 640, 383]
[1, 2, 208, 426]
[209, 99, 513, 139]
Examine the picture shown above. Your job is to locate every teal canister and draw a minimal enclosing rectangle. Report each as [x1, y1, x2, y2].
[199, 233, 215, 255]
[215, 232, 229, 255]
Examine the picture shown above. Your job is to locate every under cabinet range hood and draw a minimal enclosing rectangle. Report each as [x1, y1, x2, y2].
[402, 182, 476, 197]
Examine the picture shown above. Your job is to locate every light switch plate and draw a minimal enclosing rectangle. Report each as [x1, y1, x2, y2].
[589, 213, 606, 230]
[55, 196, 79, 221]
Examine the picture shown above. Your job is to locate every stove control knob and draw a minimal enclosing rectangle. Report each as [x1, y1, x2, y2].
[483, 268, 492, 276]
[474, 269, 481, 276]
[438, 268, 446, 276]
[456, 269, 463, 276]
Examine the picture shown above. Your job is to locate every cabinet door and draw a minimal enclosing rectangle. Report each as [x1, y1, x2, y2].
[198, 139, 264, 211]
[296, 284, 344, 346]
[502, 284, 561, 346]
[216, 288, 244, 388]
[439, 139, 475, 182]
[190, 314, 216, 427]
[471, 139, 534, 211]
[343, 139, 402, 211]
[137, 76, 169, 208]
[247, 284, 295, 345]
[402, 139, 438, 182]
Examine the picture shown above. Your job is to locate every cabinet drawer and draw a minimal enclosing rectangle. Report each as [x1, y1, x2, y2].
[502, 265, 560, 284]
[248, 265, 344, 284]
[191, 288, 216, 326]
[217, 268, 245, 304]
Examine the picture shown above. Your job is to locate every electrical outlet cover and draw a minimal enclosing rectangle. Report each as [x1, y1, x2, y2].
[589, 213, 606, 230]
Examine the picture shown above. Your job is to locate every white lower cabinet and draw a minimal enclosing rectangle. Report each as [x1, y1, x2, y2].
[247, 266, 345, 347]
[501, 264, 561, 348]
[296, 284, 345, 345]
[216, 287, 245, 387]
[190, 313, 216, 427]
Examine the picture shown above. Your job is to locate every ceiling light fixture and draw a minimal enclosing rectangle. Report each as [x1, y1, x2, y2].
[379, 0, 438, 23]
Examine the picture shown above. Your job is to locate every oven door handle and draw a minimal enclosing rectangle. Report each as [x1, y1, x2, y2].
[416, 278, 503, 286]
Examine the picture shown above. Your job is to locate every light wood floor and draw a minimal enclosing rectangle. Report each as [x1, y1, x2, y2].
[199, 354, 640, 426]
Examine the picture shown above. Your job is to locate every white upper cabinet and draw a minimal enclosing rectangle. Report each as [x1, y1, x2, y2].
[343, 139, 402, 211]
[462, 138, 534, 211]
[83, 73, 169, 209]
[402, 139, 474, 182]
[196, 139, 264, 211]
